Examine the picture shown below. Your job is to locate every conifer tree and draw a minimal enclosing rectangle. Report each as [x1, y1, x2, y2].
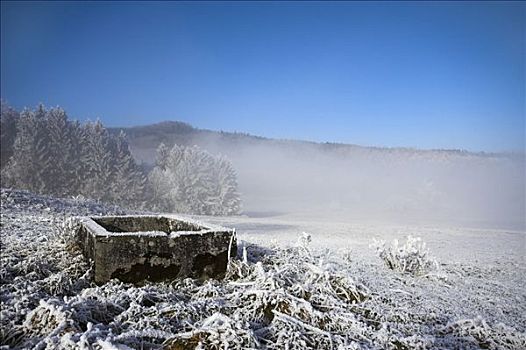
[79, 120, 115, 202]
[110, 131, 146, 205]
[2, 104, 146, 208]
[0, 101, 19, 171]
[3, 105, 49, 192]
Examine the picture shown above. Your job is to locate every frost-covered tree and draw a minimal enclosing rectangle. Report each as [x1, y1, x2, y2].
[43, 107, 77, 195]
[148, 144, 241, 215]
[0, 101, 19, 171]
[79, 121, 117, 201]
[77, 121, 146, 206]
[2, 105, 50, 193]
[214, 156, 242, 215]
[155, 142, 169, 169]
[148, 143, 172, 210]
[2, 104, 145, 207]
[109, 131, 146, 205]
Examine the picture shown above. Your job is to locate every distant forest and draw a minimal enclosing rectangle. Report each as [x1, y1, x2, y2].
[0, 102, 241, 215]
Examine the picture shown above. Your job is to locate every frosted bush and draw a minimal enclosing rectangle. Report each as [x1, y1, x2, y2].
[164, 312, 259, 349]
[439, 317, 526, 349]
[372, 236, 438, 276]
[23, 299, 78, 337]
[296, 231, 312, 249]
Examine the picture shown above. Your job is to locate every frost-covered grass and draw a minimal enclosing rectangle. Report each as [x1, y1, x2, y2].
[1, 189, 525, 349]
[371, 236, 439, 276]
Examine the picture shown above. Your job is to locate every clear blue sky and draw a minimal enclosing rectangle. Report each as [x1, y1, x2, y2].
[1, 1, 524, 152]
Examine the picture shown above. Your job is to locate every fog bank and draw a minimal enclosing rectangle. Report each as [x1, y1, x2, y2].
[117, 122, 525, 230]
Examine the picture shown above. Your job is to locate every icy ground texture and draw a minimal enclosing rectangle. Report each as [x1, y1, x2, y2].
[1, 189, 525, 349]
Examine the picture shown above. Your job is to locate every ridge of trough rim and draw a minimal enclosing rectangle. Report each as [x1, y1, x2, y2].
[74, 213, 236, 237]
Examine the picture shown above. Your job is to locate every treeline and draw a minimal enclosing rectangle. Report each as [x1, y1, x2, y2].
[0, 102, 241, 215]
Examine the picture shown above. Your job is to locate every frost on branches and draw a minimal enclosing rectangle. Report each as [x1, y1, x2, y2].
[0, 104, 145, 208]
[372, 235, 439, 276]
[148, 143, 241, 215]
[1, 103, 243, 216]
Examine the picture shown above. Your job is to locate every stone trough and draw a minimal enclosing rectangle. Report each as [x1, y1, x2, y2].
[74, 215, 236, 284]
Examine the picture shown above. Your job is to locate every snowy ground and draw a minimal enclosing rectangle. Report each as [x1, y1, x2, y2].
[198, 212, 526, 267]
[1, 189, 525, 349]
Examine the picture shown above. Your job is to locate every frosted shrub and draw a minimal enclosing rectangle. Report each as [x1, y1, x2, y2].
[164, 312, 259, 349]
[51, 217, 80, 246]
[296, 231, 312, 250]
[23, 299, 78, 337]
[440, 317, 526, 349]
[372, 236, 438, 276]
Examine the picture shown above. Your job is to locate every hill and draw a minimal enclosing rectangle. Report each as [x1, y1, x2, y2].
[110, 121, 525, 230]
[110, 121, 512, 166]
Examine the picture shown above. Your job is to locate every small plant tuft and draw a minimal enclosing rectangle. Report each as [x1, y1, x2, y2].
[372, 236, 438, 276]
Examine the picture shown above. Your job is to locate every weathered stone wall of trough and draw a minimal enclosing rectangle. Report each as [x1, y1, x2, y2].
[74, 215, 236, 284]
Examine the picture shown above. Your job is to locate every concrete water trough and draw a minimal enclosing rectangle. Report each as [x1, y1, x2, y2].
[74, 215, 236, 284]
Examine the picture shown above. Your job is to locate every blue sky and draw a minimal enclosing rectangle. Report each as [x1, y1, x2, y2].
[1, 1, 524, 152]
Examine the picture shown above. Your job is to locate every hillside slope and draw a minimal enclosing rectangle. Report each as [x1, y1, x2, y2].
[111, 122, 525, 230]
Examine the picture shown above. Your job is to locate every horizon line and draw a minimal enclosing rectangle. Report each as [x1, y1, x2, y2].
[112, 119, 525, 157]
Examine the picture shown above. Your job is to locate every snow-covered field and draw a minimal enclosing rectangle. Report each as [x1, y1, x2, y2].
[1, 189, 525, 349]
